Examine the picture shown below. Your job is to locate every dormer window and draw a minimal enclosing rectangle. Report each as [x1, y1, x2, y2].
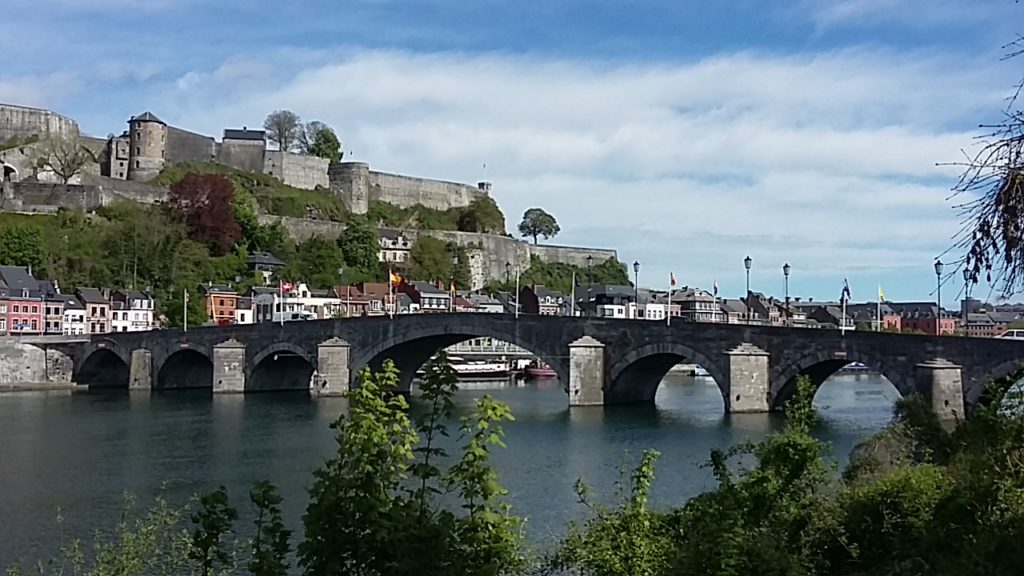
[20, 289, 28, 298]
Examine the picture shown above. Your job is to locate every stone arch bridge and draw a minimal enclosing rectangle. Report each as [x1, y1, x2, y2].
[48, 314, 1024, 416]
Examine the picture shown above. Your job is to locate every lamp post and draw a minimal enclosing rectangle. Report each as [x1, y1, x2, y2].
[934, 259, 944, 335]
[586, 255, 594, 318]
[450, 252, 459, 313]
[782, 262, 791, 326]
[962, 267, 971, 336]
[505, 261, 511, 286]
[744, 255, 752, 322]
[632, 260, 640, 319]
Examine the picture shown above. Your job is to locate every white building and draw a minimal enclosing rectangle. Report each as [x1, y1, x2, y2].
[235, 297, 254, 324]
[290, 283, 343, 318]
[378, 229, 413, 264]
[110, 290, 155, 332]
[61, 297, 86, 335]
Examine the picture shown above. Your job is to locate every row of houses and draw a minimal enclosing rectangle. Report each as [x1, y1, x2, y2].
[0, 266, 155, 336]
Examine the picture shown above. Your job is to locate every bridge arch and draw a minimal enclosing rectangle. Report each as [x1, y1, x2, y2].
[965, 360, 1024, 411]
[605, 341, 727, 405]
[248, 342, 316, 392]
[157, 348, 213, 389]
[770, 348, 912, 411]
[350, 321, 566, 394]
[76, 340, 132, 388]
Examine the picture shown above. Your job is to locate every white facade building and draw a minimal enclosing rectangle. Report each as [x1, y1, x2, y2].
[61, 297, 86, 335]
[110, 291, 155, 332]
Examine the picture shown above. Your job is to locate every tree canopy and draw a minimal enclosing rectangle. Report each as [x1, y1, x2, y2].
[263, 110, 302, 152]
[0, 223, 45, 271]
[168, 173, 241, 256]
[518, 208, 560, 244]
[301, 121, 343, 163]
[337, 214, 380, 278]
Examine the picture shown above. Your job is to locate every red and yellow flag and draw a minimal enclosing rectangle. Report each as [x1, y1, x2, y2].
[389, 271, 402, 286]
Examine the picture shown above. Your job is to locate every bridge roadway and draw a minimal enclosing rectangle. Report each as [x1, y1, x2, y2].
[41, 313, 1024, 415]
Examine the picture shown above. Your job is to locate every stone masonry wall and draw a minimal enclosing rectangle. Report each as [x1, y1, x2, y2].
[167, 126, 217, 164]
[260, 215, 619, 289]
[0, 103, 79, 142]
[264, 151, 330, 190]
[329, 162, 486, 213]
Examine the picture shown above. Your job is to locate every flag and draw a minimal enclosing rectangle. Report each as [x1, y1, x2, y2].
[281, 281, 294, 293]
[841, 278, 851, 302]
[184, 289, 190, 303]
[713, 280, 718, 297]
[670, 272, 677, 287]
[878, 284, 885, 301]
[389, 271, 402, 287]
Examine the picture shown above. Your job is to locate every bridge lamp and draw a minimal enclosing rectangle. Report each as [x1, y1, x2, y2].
[934, 259, 944, 334]
[782, 262, 791, 324]
[586, 255, 594, 317]
[632, 261, 640, 317]
[744, 255, 752, 321]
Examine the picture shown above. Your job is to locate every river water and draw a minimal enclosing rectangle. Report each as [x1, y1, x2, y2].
[0, 371, 899, 563]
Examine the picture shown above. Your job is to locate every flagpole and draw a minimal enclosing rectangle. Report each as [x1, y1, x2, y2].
[570, 270, 576, 317]
[514, 266, 520, 319]
[279, 280, 284, 327]
[876, 285, 881, 332]
[183, 288, 188, 333]
[389, 268, 394, 319]
[841, 294, 847, 336]
[666, 275, 671, 327]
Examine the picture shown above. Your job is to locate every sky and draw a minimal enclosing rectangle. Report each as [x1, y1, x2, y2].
[2, 0, 1021, 305]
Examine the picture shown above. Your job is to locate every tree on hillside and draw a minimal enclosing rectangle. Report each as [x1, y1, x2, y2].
[410, 236, 452, 284]
[169, 173, 241, 256]
[296, 235, 344, 288]
[35, 136, 93, 184]
[458, 196, 505, 234]
[300, 121, 343, 162]
[518, 208, 560, 245]
[0, 223, 45, 271]
[337, 215, 379, 275]
[263, 110, 302, 152]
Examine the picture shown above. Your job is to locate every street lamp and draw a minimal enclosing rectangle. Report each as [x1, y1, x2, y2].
[744, 255, 752, 321]
[934, 259, 944, 335]
[783, 262, 791, 326]
[587, 255, 594, 318]
[505, 261, 511, 285]
[450, 252, 459, 313]
[632, 260, 640, 318]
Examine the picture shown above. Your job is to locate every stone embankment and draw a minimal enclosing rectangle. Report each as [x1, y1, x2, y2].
[0, 337, 76, 391]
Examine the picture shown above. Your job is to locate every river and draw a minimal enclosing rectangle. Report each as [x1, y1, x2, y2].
[0, 371, 899, 563]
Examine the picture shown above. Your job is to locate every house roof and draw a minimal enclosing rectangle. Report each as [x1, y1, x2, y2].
[63, 296, 85, 310]
[246, 251, 285, 268]
[129, 111, 165, 125]
[720, 298, 747, 314]
[223, 128, 265, 141]
[199, 284, 237, 295]
[411, 281, 446, 295]
[379, 228, 410, 241]
[0, 266, 39, 292]
[75, 287, 107, 304]
[533, 285, 567, 300]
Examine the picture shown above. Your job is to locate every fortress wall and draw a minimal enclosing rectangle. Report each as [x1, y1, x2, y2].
[218, 140, 265, 173]
[260, 215, 618, 289]
[0, 104, 79, 142]
[1, 182, 102, 212]
[368, 171, 485, 211]
[167, 127, 216, 164]
[264, 151, 329, 190]
[95, 178, 168, 204]
[0, 142, 43, 182]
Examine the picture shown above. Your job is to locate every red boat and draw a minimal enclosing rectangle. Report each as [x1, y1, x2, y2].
[524, 361, 557, 379]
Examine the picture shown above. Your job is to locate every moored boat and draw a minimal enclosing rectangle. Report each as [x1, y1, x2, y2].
[524, 361, 557, 379]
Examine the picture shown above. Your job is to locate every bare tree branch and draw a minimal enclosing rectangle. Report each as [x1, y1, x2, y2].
[35, 137, 93, 184]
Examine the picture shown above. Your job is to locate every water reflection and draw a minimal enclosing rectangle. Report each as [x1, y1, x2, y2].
[0, 371, 898, 560]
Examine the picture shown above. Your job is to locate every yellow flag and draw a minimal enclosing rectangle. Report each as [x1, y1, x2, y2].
[878, 284, 885, 301]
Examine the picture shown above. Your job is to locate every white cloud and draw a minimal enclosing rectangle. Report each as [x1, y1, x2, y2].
[99, 47, 1013, 297]
[801, 0, 992, 28]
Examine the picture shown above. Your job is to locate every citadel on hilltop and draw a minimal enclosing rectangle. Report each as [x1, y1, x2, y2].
[0, 102, 490, 214]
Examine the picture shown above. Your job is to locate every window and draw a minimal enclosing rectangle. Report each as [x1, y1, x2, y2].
[219, 299, 225, 306]
[0, 319, 5, 331]
[31, 306, 38, 314]
[30, 320, 37, 330]
[12, 305, 18, 313]
[135, 160, 140, 168]
[0, 304, 5, 313]
[135, 146, 141, 155]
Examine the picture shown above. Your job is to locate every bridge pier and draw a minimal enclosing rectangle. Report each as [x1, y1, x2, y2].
[915, 358, 964, 419]
[724, 343, 771, 413]
[568, 336, 605, 406]
[213, 339, 246, 393]
[129, 349, 152, 390]
[316, 338, 350, 397]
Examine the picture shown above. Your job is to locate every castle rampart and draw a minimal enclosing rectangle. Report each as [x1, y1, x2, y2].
[264, 151, 329, 190]
[329, 161, 487, 214]
[0, 104, 79, 143]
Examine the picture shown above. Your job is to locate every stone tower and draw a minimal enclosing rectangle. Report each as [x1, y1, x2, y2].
[127, 111, 167, 182]
[329, 161, 371, 214]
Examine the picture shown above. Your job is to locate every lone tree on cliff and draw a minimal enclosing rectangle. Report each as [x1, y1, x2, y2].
[299, 121, 343, 162]
[35, 136, 93, 184]
[518, 208, 561, 245]
[263, 110, 302, 152]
